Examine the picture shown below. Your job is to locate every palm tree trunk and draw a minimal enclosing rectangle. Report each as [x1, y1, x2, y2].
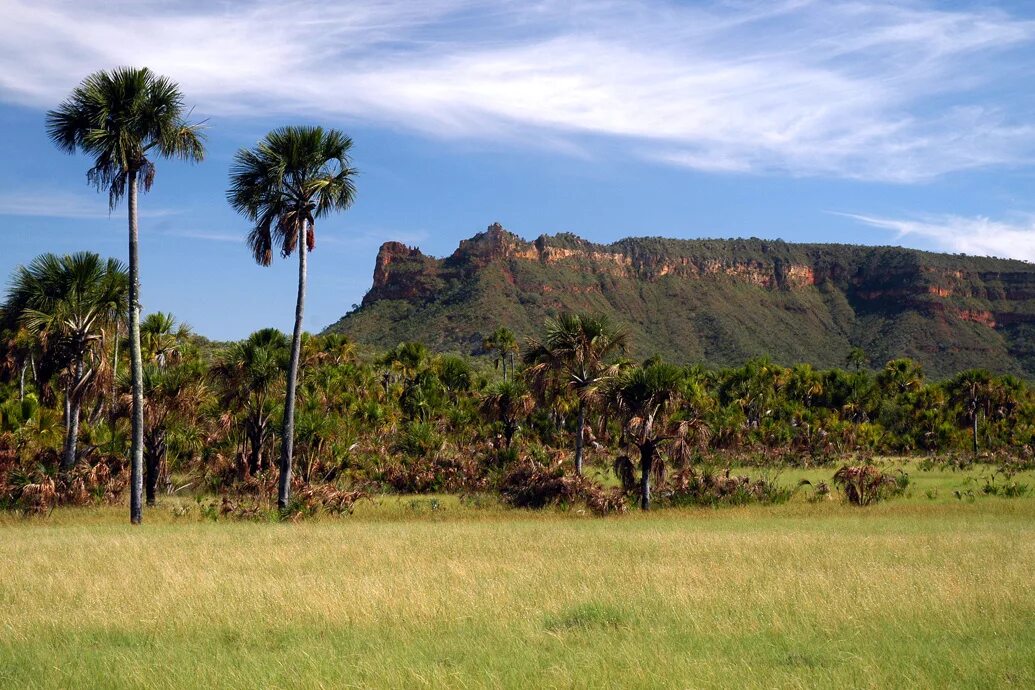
[639, 444, 652, 511]
[128, 170, 144, 525]
[110, 329, 119, 422]
[144, 431, 161, 507]
[279, 223, 307, 511]
[61, 359, 85, 472]
[19, 361, 26, 403]
[574, 400, 585, 475]
[972, 410, 979, 458]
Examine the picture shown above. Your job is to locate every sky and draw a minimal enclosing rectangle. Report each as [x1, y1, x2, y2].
[1, 0, 1033, 340]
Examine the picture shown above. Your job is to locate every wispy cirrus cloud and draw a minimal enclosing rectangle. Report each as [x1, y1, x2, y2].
[0, 0, 1033, 182]
[0, 190, 178, 220]
[841, 212, 1035, 262]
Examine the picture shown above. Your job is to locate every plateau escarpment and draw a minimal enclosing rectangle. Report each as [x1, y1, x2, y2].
[327, 223, 1035, 378]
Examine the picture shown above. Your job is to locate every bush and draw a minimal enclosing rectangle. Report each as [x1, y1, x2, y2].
[1, 437, 127, 514]
[658, 467, 792, 507]
[381, 451, 489, 494]
[203, 479, 366, 521]
[832, 464, 908, 506]
[497, 457, 626, 515]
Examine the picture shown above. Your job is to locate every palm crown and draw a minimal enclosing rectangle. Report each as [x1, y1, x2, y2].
[46, 66, 205, 208]
[4, 252, 127, 356]
[228, 126, 357, 266]
[526, 313, 628, 394]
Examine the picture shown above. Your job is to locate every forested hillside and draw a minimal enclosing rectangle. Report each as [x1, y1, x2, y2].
[327, 224, 1035, 379]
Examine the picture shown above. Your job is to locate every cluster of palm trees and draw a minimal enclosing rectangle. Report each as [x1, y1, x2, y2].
[41, 66, 356, 521]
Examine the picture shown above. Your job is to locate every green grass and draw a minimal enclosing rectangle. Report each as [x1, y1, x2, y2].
[2, 470, 1035, 688]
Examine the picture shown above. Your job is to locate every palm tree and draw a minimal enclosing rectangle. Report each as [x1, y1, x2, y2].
[877, 358, 924, 396]
[480, 379, 534, 449]
[212, 329, 288, 478]
[525, 313, 627, 475]
[2, 252, 127, 472]
[482, 326, 518, 381]
[607, 362, 695, 510]
[141, 312, 192, 367]
[47, 67, 205, 524]
[133, 361, 207, 505]
[228, 125, 356, 510]
[845, 346, 869, 371]
[946, 369, 995, 458]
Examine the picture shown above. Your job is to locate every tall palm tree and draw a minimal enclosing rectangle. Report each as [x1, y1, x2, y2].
[46, 67, 205, 524]
[525, 313, 627, 475]
[227, 126, 357, 510]
[2, 252, 127, 472]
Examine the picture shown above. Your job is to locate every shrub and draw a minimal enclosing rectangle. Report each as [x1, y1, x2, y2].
[497, 457, 626, 515]
[203, 479, 366, 521]
[832, 464, 908, 506]
[980, 470, 1030, 498]
[381, 451, 489, 494]
[1, 438, 127, 514]
[659, 467, 792, 507]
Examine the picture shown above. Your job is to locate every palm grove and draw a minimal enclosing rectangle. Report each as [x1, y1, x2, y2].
[2, 67, 1034, 520]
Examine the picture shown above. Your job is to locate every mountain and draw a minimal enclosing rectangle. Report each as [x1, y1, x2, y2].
[324, 223, 1035, 379]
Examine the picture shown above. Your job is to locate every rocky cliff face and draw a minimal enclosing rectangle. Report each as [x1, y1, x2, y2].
[328, 223, 1035, 378]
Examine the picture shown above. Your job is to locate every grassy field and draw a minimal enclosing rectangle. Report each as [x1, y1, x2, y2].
[2, 465, 1034, 688]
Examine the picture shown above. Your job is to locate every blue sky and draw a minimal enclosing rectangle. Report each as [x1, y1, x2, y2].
[1, 0, 1034, 340]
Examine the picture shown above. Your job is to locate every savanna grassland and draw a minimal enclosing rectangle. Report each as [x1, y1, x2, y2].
[2, 464, 1035, 690]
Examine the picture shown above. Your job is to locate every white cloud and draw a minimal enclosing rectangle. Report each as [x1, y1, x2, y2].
[0, 190, 177, 220]
[841, 212, 1035, 262]
[0, 0, 1033, 181]
[161, 229, 241, 243]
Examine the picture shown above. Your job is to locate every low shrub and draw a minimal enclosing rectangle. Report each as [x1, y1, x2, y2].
[202, 479, 366, 521]
[1, 439, 127, 514]
[381, 452, 489, 494]
[658, 467, 792, 507]
[979, 470, 1030, 498]
[497, 457, 626, 515]
[832, 464, 908, 506]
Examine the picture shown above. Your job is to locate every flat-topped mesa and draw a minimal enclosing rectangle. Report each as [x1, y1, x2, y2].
[523, 233, 819, 288]
[438, 224, 819, 288]
[332, 223, 1035, 377]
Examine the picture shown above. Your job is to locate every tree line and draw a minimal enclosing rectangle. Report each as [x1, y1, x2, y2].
[2, 288, 1032, 514]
